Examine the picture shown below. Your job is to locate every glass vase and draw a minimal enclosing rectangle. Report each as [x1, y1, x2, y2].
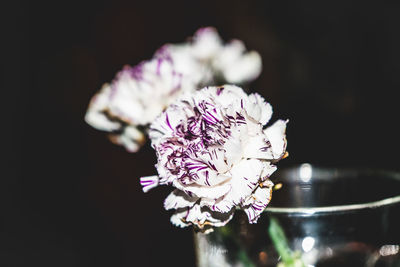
[194, 164, 400, 267]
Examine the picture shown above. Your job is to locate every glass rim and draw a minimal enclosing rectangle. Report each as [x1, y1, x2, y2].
[265, 164, 400, 215]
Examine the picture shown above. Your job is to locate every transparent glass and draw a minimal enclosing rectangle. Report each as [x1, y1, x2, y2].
[194, 164, 400, 267]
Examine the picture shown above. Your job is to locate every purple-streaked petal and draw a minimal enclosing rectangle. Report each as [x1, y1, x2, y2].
[260, 162, 277, 181]
[208, 159, 264, 213]
[177, 204, 234, 231]
[147, 85, 287, 230]
[242, 185, 273, 224]
[242, 135, 274, 160]
[164, 189, 198, 210]
[140, 175, 159, 193]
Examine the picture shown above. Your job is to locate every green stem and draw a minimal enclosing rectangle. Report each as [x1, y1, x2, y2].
[268, 217, 306, 267]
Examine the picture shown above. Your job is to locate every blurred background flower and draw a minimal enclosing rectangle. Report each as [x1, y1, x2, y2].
[4, 0, 400, 266]
[84, 27, 262, 152]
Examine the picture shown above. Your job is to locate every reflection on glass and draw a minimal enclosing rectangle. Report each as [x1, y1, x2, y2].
[194, 164, 400, 267]
[302, 236, 315, 253]
[299, 163, 313, 182]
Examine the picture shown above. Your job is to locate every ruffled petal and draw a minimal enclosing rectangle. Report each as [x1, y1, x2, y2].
[149, 105, 186, 144]
[264, 119, 288, 160]
[211, 85, 247, 108]
[184, 157, 230, 187]
[196, 148, 229, 174]
[246, 93, 273, 125]
[260, 162, 277, 181]
[173, 179, 232, 200]
[242, 185, 273, 223]
[172, 204, 234, 232]
[170, 208, 191, 228]
[164, 189, 198, 210]
[209, 159, 263, 213]
[242, 135, 274, 160]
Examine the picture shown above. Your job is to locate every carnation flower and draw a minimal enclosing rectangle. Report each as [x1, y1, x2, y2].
[84, 57, 195, 152]
[85, 27, 262, 152]
[141, 85, 287, 232]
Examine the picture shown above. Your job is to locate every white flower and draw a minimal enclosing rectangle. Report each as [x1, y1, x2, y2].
[191, 27, 263, 84]
[85, 27, 262, 152]
[142, 85, 287, 231]
[212, 39, 262, 84]
[85, 58, 194, 152]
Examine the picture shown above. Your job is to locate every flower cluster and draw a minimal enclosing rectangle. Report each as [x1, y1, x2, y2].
[141, 85, 287, 232]
[85, 27, 262, 152]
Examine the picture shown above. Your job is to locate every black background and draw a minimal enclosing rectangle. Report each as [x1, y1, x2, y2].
[4, 1, 400, 266]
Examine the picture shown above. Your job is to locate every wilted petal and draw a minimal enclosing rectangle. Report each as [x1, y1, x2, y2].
[164, 189, 198, 210]
[260, 162, 277, 181]
[243, 185, 273, 223]
[186, 204, 207, 225]
[264, 119, 288, 160]
[170, 208, 191, 228]
[181, 204, 234, 231]
[197, 206, 234, 228]
[170, 205, 208, 229]
[108, 126, 145, 153]
[109, 134, 138, 153]
[124, 126, 145, 144]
